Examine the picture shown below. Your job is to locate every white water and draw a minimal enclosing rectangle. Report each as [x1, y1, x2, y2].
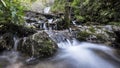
[43, 23, 48, 30]
[44, 7, 51, 14]
[13, 37, 20, 51]
[0, 38, 120, 68]
[55, 39, 120, 68]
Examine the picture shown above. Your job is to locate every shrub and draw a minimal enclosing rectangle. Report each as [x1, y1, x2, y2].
[52, 0, 120, 24]
[0, 0, 26, 25]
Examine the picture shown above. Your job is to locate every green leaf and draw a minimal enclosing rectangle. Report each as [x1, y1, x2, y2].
[1, 0, 7, 7]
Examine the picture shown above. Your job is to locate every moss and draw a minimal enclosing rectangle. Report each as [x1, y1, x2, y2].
[104, 30, 114, 36]
[51, 0, 66, 13]
[0, 23, 36, 37]
[77, 31, 92, 41]
[89, 26, 96, 33]
[95, 34, 106, 41]
[17, 31, 57, 59]
[108, 22, 120, 26]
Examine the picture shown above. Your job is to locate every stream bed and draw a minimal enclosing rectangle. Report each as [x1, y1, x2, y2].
[0, 39, 120, 68]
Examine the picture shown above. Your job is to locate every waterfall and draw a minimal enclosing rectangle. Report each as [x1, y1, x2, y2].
[22, 37, 27, 46]
[53, 39, 120, 68]
[0, 31, 120, 68]
[13, 37, 20, 51]
[44, 30, 120, 68]
[43, 23, 48, 30]
[44, 7, 51, 14]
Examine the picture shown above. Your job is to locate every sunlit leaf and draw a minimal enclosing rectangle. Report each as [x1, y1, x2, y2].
[1, 0, 7, 7]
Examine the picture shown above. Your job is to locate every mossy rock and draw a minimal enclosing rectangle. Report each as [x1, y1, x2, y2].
[17, 31, 58, 58]
[0, 33, 14, 51]
[0, 23, 36, 37]
[76, 31, 92, 41]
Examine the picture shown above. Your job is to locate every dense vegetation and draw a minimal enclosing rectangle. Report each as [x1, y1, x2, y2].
[52, 0, 120, 25]
[0, 0, 25, 25]
[0, 0, 36, 25]
[0, 0, 120, 64]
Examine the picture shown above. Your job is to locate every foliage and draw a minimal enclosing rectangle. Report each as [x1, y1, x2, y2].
[108, 22, 120, 26]
[77, 31, 92, 41]
[20, 0, 37, 9]
[0, 0, 25, 25]
[0, 0, 37, 25]
[51, 0, 66, 13]
[52, 0, 120, 24]
[73, 0, 120, 24]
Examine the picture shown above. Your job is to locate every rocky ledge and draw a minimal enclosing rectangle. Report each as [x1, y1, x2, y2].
[74, 25, 120, 48]
[18, 31, 57, 58]
[0, 23, 58, 58]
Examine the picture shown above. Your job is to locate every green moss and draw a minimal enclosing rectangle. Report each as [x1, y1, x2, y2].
[77, 31, 92, 41]
[75, 15, 85, 22]
[95, 34, 106, 41]
[51, 0, 66, 13]
[0, 0, 26, 25]
[89, 26, 96, 33]
[108, 22, 120, 26]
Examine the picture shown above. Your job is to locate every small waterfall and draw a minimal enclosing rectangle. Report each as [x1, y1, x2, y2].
[32, 34, 35, 57]
[0, 31, 120, 68]
[25, 34, 38, 63]
[13, 37, 20, 51]
[72, 20, 76, 26]
[53, 39, 120, 68]
[48, 19, 53, 23]
[46, 30, 120, 68]
[43, 23, 48, 30]
[22, 37, 27, 46]
[44, 7, 51, 14]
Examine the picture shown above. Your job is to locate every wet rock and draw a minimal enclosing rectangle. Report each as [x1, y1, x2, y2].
[17, 31, 58, 58]
[76, 25, 119, 45]
[0, 33, 14, 51]
[0, 23, 57, 59]
[46, 30, 75, 43]
[0, 23, 37, 37]
[112, 30, 120, 48]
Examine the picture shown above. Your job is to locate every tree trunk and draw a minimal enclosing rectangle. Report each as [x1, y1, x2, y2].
[64, 2, 71, 29]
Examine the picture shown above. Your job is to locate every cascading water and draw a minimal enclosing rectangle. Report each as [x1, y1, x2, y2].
[53, 39, 120, 68]
[44, 7, 51, 14]
[13, 37, 20, 51]
[43, 23, 48, 30]
[43, 30, 120, 68]
[0, 31, 120, 68]
[0, 36, 22, 68]
[0, 1, 120, 67]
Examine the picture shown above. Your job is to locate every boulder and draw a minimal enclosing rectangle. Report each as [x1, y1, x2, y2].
[0, 33, 14, 51]
[0, 23, 37, 37]
[112, 30, 120, 48]
[76, 25, 117, 45]
[17, 31, 58, 58]
[0, 23, 57, 58]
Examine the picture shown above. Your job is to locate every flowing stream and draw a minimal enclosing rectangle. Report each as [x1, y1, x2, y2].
[0, 0, 120, 68]
[0, 35, 120, 68]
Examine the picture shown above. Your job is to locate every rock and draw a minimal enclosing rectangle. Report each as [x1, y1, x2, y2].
[0, 31, 57, 59]
[76, 25, 118, 45]
[0, 23, 57, 59]
[0, 23, 37, 37]
[0, 33, 14, 51]
[112, 30, 120, 48]
[17, 31, 58, 58]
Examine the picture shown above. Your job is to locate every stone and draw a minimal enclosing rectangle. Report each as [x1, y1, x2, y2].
[17, 31, 58, 58]
[0, 33, 14, 50]
[76, 25, 118, 45]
